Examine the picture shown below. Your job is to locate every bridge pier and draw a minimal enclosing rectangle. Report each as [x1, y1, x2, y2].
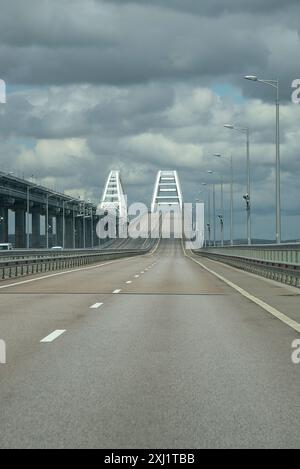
[65, 216, 74, 248]
[45, 214, 54, 248]
[85, 218, 91, 248]
[75, 217, 83, 248]
[15, 204, 26, 248]
[32, 209, 41, 248]
[0, 206, 9, 243]
[93, 216, 99, 247]
[56, 214, 64, 247]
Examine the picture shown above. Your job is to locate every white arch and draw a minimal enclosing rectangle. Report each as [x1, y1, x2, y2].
[151, 170, 183, 212]
[98, 170, 127, 220]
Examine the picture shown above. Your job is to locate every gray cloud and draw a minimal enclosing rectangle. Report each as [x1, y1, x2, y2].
[0, 0, 300, 240]
[0, 0, 298, 102]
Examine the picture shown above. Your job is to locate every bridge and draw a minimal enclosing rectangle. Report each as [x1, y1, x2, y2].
[0, 171, 100, 249]
[0, 169, 300, 449]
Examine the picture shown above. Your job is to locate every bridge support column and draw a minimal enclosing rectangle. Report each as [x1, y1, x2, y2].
[65, 216, 73, 248]
[15, 205, 26, 248]
[85, 218, 91, 248]
[93, 216, 98, 247]
[0, 206, 9, 243]
[76, 217, 83, 248]
[56, 214, 63, 247]
[32, 210, 41, 248]
[46, 214, 54, 248]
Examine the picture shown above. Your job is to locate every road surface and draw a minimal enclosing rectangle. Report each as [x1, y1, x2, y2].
[0, 239, 299, 448]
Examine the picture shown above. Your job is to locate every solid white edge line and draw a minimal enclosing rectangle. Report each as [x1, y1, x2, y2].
[90, 302, 104, 309]
[40, 330, 66, 343]
[181, 241, 300, 334]
[149, 237, 161, 256]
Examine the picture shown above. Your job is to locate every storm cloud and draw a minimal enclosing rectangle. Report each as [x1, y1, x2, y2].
[0, 0, 300, 240]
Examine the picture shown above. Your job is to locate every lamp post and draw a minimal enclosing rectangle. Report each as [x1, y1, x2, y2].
[72, 205, 76, 249]
[201, 182, 211, 246]
[207, 171, 217, 246]
[82, 202, 86, 249]
[224, 124, 251, 245]
[62, 198, 78, 249]
[87, 202, 94, 249]
[218, 214, 224, 244]
[214, 154, 234, 245]
[46, 193, 57, 249]
[220, 179, 224, 246]
[62, 200, 65, 249]
[207, 170, 224, 246]
[244, 75, 281, 244]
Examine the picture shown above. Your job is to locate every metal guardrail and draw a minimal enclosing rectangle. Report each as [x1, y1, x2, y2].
[0, 249, 149, 281]
[0, 236, 155, 259]
[197, 244, 300, 288]
[0, 248, 113, 261]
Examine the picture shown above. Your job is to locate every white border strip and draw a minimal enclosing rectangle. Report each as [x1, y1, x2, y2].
[182, 242, 300, 334]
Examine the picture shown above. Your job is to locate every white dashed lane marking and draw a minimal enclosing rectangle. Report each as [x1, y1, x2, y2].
[90, 303, 103, 309]
[40, 330, 66, 343]
[113, 289, 122, 294]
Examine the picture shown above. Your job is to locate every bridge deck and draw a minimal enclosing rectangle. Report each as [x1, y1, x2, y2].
[0, 239, 299, 448]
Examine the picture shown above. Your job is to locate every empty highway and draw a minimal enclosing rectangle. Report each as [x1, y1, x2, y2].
[0, 239, 300, 449]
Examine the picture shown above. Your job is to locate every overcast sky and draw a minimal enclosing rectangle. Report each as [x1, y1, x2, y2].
[1, 0, 300, 240]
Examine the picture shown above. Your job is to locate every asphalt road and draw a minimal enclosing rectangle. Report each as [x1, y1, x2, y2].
[0, 239, 299, 449]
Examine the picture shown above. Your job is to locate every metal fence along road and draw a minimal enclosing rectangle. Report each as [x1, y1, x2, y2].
[198, 244, 300, 287]
[0, 248, 151, 280]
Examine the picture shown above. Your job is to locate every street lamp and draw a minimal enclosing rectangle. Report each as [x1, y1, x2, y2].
[218, 214, 224, 244]
[207, 170, 224, 246]
[201, 183, 212, 247]
[80, 201, 86, 249]
[206, 171, 217, 246]
[214, 154, 234, 245]
[86, 202, 95, 249]
[224, 123, 251, 245]
[46, 192, 58, 249]
[206, 223, 211, 247]
[244, 74, 281, 244]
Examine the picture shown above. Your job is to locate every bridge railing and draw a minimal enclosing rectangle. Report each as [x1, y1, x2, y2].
[0, 248, 150, 281]
[196, 244, 300, 288]
[0, 247, 124, 261]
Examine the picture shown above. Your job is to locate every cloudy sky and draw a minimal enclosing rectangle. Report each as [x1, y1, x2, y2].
[1, 0, 300, 240]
